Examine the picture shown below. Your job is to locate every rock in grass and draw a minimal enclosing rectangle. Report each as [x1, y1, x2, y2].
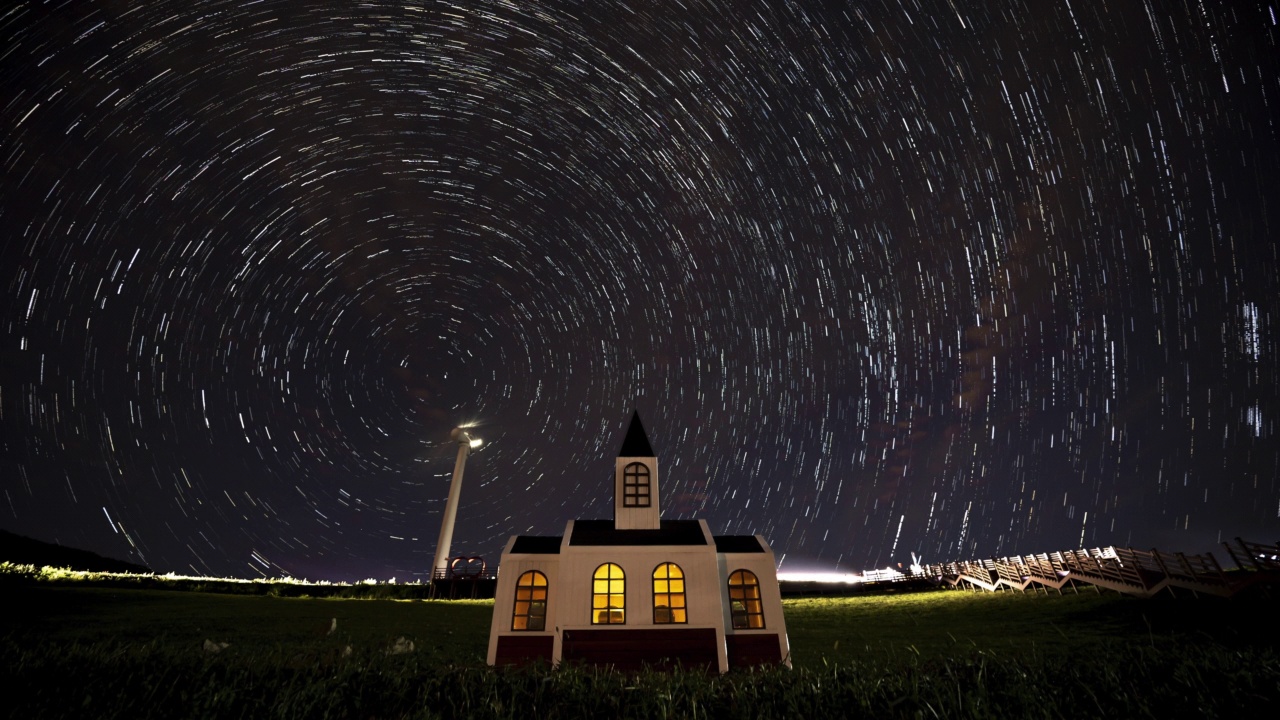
[387, 637, 414, 655]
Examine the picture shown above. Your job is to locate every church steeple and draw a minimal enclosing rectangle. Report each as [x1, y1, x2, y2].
[614, 411, 660, 529]
[618, 410, 654, 457]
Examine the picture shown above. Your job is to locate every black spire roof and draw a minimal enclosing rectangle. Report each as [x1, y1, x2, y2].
[618, 410, 655, 457]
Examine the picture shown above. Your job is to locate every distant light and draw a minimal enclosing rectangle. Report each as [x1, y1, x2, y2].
[777, 571, 863, 584]
[777, 566, 908, 584]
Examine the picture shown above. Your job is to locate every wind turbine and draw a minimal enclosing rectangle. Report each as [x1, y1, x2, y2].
[432, 427, 482, 579]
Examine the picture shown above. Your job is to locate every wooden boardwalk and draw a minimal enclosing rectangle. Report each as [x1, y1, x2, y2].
[918, 537, 1279, 599]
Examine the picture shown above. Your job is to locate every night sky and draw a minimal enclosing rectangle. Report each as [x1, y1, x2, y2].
[3, 1, 1278, 582]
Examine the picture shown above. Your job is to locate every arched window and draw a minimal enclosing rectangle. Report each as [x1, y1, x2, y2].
[592, 563, 625, 624]
[511, 571, 548, 631]
[652, 562, 687, 624]
[728, 569, 765, 629]
[622, 462, 651, 507]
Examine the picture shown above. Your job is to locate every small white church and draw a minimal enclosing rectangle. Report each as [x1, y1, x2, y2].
[486, 412, 790, 672]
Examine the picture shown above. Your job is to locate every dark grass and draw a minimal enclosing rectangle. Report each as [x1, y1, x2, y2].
[783, 586, 1279, 666]
[7, 584, 492, 661]
[4, 582, 1278, 719]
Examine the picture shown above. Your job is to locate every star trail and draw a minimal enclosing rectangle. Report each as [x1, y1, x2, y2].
[2, 1, 1277, 581]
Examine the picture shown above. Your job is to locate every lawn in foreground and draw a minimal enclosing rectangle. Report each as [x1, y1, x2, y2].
[16, 582, 1267, 668]
[5, 583, 1277, 718]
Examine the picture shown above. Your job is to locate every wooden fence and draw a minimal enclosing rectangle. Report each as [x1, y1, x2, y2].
[917, 537, 1278, 598]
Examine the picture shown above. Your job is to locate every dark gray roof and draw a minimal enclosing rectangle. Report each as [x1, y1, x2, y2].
[569, 519, 707, 546]
[510, 536, 563, 554]
[713, 535, 765, 553]
[618, 411, 655, 457]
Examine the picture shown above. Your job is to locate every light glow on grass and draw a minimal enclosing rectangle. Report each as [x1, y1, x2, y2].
[0, 562, 414, 589]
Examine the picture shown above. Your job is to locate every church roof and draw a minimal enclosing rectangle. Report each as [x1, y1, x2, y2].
[510, 536, 563, 554]
[713, 535, 765, 553]
[617, 410, 655, 457]
[568, 519, 707, 546]
[508, 527, 765, 553]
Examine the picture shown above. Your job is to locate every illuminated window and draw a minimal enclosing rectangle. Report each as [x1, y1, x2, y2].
[728, 570, 765, 629]
[652, 562, 687, 624]
[511, 571, 548, 631]
[592, 563, 625, 624]
[622, 462, 650, 507]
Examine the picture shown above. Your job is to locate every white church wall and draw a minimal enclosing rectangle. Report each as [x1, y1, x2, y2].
[717, 537, 791, 667]
[556, 544, 721, 629]
[613, 456, 661, 530]
[485, 538, 561, 665]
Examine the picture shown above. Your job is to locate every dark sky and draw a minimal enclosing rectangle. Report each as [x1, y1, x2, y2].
[2, 1, 1277, 582]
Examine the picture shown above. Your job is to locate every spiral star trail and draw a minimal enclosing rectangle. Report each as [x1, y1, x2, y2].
[2, 1, 1277, 581]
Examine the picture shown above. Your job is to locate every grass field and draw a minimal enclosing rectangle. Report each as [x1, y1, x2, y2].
[5, 581, 1277, 718]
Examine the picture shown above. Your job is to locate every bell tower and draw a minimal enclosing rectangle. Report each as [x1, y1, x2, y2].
[614, 411, 660, 529]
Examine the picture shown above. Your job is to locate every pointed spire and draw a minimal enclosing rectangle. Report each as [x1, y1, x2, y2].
[618, 410, 654, 457]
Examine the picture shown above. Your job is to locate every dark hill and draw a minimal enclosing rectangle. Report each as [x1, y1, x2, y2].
[0, 529, 151, 574]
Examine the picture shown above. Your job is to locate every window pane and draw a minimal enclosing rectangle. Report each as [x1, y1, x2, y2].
[512, 571, 549, 632]
[728, 570, 765, 629]
[624, 463, 650, 507]
[592, 564, 625, 624]
[653, 562, 686, 624]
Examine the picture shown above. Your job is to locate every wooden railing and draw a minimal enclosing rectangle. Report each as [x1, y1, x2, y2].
[917, 538, 1278, 599]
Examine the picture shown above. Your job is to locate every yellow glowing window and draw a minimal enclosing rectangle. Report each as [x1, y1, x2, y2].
[652, 562, 687, 624]
[623, 462, 650, 507]
[728, 569, 765, 629]
[592, 563, 625, 624]
[511, 571, 548, 631]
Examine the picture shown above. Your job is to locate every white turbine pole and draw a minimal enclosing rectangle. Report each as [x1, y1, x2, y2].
[433, 428, 480, 579]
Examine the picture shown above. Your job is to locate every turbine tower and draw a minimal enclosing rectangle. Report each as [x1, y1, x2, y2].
[432, 427, 481, 578]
